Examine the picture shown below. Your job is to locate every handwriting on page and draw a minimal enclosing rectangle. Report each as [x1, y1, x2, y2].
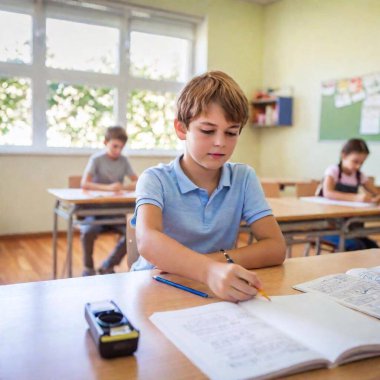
[355, 271, 380, 284]
[297, 274, 380, 319]
[176, 306, 323, 378]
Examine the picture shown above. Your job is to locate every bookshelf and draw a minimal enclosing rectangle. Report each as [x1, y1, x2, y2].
[251, 96, 293, 128]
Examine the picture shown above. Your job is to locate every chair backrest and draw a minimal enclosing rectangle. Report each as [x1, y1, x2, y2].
[126, 214, 139, 270]
[261, 182, 281, 198]
[68, 175, 82, 188]
[295, 181, 320, 197]
[367, 176, 375, 186]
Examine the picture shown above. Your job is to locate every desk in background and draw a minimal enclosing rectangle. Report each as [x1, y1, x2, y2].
[48, 189, 136, 278]
[267, 197, 380, 254]
[260, 177, 315, 190]
[1, 249, 380, 380]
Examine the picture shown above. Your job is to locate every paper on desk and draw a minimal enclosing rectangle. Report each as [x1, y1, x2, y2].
[300, 196, 375, 208]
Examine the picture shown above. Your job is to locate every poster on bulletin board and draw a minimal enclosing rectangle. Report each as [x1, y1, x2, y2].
[319, 72, 380, 141]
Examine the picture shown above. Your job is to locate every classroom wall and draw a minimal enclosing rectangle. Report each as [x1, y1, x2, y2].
[0, 0, 264, 235]
[259, 0, 380, 181]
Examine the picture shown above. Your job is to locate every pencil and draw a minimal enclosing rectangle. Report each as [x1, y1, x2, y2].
[253, 286, 271, 302]
[222, 250, 271, 301]
[153, 275, 209, 298]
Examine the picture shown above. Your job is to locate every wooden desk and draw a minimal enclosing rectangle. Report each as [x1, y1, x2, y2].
[260, 177, 313, 189]
[1, 249, 380, 380]
[267, 197, 380, 253]
[48, 189, 136, 278]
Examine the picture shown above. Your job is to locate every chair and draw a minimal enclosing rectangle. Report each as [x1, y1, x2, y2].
[126, 214, 139, 270]
[295, 181, 320, 197]
[68, 175, 82, 188]
[261, 182, 281, 198]
[295, 180, 336, 255]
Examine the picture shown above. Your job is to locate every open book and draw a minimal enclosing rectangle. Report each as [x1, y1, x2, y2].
[294, 268, 380, 319]
[150, 293, 380, 380]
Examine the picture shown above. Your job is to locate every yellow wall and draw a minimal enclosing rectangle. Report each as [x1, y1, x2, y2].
[0, 0, 264, 234]
[260, 0, 380, 180]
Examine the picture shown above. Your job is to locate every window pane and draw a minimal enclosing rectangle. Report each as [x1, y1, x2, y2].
[130, 32, 190, 82]
[0, 11, 31, 64]
[46, 19, 119, 74]
[127, 90, 180, 150]
[0, 77, 32, 146]
[47, 83, 114, 148]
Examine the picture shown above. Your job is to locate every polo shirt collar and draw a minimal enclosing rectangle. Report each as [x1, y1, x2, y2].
[174, 155, 232, 194]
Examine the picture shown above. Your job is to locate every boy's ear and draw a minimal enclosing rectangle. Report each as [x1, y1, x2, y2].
[174, 119, 187, 140]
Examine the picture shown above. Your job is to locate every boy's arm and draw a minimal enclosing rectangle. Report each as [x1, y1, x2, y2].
[136, 204, 263, 302]
[81, 173, 122, 192]
[323, 175, 373, 202]
[206, 215, 286, 268]
[123, 174, 138, 191]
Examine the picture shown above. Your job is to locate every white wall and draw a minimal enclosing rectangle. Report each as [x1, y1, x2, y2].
[259, 0, 380, 181]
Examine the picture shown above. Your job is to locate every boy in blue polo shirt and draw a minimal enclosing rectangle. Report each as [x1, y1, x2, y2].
[132, 71, 286, 302]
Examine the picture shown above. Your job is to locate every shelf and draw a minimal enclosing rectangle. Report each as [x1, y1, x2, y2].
[252, 124, 291, 128]
[250, 96, 293, 127]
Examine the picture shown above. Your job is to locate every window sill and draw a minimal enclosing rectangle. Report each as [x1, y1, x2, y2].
[0, 146, 181, 158]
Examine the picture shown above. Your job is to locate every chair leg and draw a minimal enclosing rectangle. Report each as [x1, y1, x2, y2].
[286, 245, 292, 258]
[303, 242, 311, 257]
[315, 237, 321, 255]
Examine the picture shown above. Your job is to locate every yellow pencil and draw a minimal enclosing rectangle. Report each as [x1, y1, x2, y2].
[254, 286, 271, 301]
[222, 250, 272, 301]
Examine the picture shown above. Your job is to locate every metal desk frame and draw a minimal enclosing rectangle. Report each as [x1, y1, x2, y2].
[50, 189, 135, 278]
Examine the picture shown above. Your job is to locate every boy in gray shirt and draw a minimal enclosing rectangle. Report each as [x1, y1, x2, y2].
[81, 126, 138, 276]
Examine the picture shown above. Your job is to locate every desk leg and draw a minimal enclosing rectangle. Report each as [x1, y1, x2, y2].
[67, 212, 74, 278]
[52, 200, 59, 279]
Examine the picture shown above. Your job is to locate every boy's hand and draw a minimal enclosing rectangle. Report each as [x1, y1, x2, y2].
[371, 194, 380, 204]
[108, 182, 123, 192]
[205, 262, 262, 302]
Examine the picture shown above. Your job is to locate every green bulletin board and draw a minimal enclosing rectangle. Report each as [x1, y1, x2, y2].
[319, 73, 380, 141]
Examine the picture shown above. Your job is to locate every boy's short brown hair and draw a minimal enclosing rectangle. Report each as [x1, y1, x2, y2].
[176, 71, 249, 130]
[104, 126, 128, 144]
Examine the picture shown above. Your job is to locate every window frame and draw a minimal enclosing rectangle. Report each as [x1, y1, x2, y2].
[0, 0, 203, 156]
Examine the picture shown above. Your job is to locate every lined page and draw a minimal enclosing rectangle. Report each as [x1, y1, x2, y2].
[241, 293, 380, 365]
[151, 301, 326, 380]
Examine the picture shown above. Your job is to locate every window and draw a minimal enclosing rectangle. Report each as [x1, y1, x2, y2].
[0, 1, 201, 154]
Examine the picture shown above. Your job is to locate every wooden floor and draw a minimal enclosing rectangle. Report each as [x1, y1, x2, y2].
[0, 233, 129, 285]
[0, 232, 333, 285]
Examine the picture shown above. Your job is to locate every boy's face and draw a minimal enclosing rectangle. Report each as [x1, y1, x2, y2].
[104, 138, 125, 159]
[176, 102, 241, 172]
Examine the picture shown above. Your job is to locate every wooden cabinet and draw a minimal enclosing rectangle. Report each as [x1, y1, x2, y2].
[251, 96, 293, 128]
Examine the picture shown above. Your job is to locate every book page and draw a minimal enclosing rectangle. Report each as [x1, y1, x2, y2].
[241, 293, 380, 365]
[294, 274, 380, 319]
[346, 266, 380, 284]
[150, 301, 326, 380]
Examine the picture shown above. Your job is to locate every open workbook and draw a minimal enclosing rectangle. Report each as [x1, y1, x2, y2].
[150, 293, 380, 380]
[294, 266, 380, 319]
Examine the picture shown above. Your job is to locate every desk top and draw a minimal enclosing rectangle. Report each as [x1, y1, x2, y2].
[48, 188, 136, 204]
[260, 177, 313, 186]
[269, 197, 380, 222]
[2, 249, 380, 380]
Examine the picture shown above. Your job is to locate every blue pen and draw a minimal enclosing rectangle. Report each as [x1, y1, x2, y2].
[153, 275, 209, 298]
